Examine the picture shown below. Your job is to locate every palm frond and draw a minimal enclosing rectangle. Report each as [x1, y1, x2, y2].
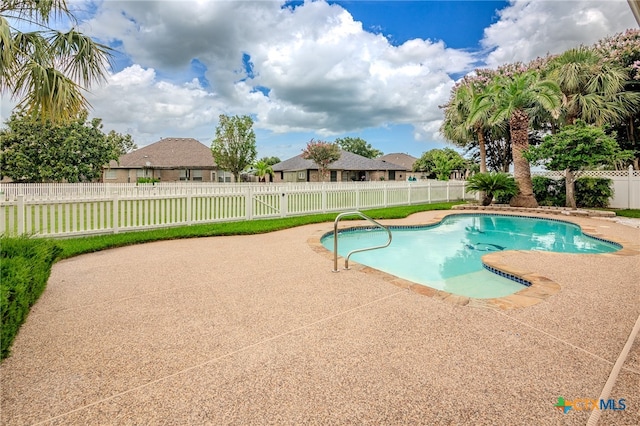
[49, 29, 112, 87]
[0, 0, 72, 26]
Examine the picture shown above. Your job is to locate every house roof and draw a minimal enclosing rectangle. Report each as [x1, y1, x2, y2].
[272, 149, 405, 172]
[378, 153, 418, 171]
[110, 138, 216, 169]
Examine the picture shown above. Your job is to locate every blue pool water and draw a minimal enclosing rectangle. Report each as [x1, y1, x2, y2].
[321, 214, 621, 299]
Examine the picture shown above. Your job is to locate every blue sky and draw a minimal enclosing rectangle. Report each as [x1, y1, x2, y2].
[330, 1, 507, 49]
[2, 0, 637, 161]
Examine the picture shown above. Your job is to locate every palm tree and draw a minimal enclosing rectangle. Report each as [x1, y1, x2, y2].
[441, 78, 489, 173]
[466, 172, 518, 206]
[471, 71, 561, 208]
[1, 0, 112, 122]
[253, 160, 273, 183]
[547, 46, 640, 127]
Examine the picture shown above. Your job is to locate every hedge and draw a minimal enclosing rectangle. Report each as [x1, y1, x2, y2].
[1, 237, 61, 360]
[532, 176, 613, 208]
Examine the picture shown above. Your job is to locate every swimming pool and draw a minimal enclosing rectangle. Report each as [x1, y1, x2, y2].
[321, 214, 621, 299]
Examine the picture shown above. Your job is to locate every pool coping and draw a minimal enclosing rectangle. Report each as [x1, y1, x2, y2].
[307, 210, 640, 310]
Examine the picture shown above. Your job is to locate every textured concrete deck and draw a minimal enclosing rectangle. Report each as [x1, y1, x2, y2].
[1, 210, 639, 425]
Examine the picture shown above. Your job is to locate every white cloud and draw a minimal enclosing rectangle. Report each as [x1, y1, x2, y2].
[42, 0, 637, 154]
[86, 64, 222, 145]
[481, 0, 636, 67]
[80, 0, 474, 146]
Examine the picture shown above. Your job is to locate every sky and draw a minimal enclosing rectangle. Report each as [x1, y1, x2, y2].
[1, 0, 638, 161]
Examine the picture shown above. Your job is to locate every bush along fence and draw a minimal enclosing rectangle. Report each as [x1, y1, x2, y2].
[1, 236, 61, 359]
[532, 166, 640, 209]
[0, 181, 476, 238]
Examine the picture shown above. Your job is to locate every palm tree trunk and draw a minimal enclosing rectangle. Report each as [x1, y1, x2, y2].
[476, 128, 487, 173]
[476, 127, 487, 202]
[565, 168, 577, 209]
[509, 110, 538, 208]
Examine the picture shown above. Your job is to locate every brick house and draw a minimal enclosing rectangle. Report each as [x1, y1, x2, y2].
[103, 138, 235, 183]
[378, 153, 420, 180]
[271, 150, 406, 182]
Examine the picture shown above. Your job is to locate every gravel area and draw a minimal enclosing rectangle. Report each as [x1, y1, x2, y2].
[1, 210, 638, 425]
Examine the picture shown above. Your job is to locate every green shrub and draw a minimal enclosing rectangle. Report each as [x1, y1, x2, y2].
[136, 177, 160, 184]
[531, 176, 612, 208]
[466, 172, 518, 206]
[1, 237, 61, 360]
[532, 176, 565, 207]
[575, 177, 613, 208]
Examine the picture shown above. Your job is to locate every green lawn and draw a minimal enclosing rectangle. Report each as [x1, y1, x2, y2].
[55, 202, 462, 260]
[4, 185, 471, 236]
[611, 209, 640, 218]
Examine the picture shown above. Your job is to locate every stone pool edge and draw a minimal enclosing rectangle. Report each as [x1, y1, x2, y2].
[307, 211, 640, 311]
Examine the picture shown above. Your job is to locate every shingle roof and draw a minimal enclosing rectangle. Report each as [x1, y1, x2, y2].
[378, 153, 418, 171]
[272, 149, 405, 172]
[113, 138, 216, 169]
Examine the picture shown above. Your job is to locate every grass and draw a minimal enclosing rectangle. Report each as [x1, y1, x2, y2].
[55, 202, 462, 260]
[611, 209, 640, 218]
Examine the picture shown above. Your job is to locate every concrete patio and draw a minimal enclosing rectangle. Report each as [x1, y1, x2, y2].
[1, 210, 639, 425]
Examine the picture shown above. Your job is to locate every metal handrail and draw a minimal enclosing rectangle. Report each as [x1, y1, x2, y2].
[333, 211, 392, 272]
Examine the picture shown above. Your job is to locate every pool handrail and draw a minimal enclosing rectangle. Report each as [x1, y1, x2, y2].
[333, 211, 392, 272]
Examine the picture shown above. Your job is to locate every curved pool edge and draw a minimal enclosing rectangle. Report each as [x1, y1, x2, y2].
[307, 211, 640, 311]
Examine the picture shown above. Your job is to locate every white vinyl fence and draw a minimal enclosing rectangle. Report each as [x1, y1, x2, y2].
[533, 166, 640, 209]
[0, 180, 475, 238]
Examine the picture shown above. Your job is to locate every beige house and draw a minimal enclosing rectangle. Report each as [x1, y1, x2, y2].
[103, 138, 235, 183]
[271, 150, 406, 182]
[378, 153, 419, 180]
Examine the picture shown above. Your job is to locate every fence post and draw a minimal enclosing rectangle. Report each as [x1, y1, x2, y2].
[446, 182, 450, 202]
[407, 182, 412, 205]
[383, 182, 388, 207]
[281, 191, 288, 217]
[245, 185, 253, 220]
[321, 182, 327, 212]
[629, 165, 633, 210]
[17, 195, 25, 235]
[112, 193, 119, 234]
[428, 181, 432, 203]
[186, 189, 193, 225]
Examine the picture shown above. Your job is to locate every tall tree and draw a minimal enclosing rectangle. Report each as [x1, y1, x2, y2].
[441, 76, 493, 173]
[0, 112, 127, 182]
[211, 114, 257, 183]
[525, 120, 632, 208]
[259, 156, 281, 166]
[107, 131, 137, 155]
[1, 0, 112, 122]
[413, 148, 466, 180]
[546, 46, 640, 126]
[472, 71, 561, 207]
[594, 29, 640, 169]
[301, 140, 340, 182]
[335, 137, 382, 159]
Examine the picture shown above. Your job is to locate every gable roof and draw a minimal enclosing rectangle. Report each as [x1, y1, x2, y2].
[272, 149, 405, 172]
[112, 138, 216, 169]
[378, 153, 418, 171]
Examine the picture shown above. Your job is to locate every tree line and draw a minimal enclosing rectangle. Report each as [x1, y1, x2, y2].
[2, 1, 638, 200]
[440, 29, 640, 207]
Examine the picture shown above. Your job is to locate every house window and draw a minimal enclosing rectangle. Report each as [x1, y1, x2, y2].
[389, 171, 396, 181]
[218, 171, 232, 182]
[105, 170, 117, 180]
[180, 169, 190, 181]
[192, 170, 203, 181]
[298, 171, 305, 179]
[136, 169, 146, 178]
[342, 171, 357, 181]
[330, 171, 337, 182]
